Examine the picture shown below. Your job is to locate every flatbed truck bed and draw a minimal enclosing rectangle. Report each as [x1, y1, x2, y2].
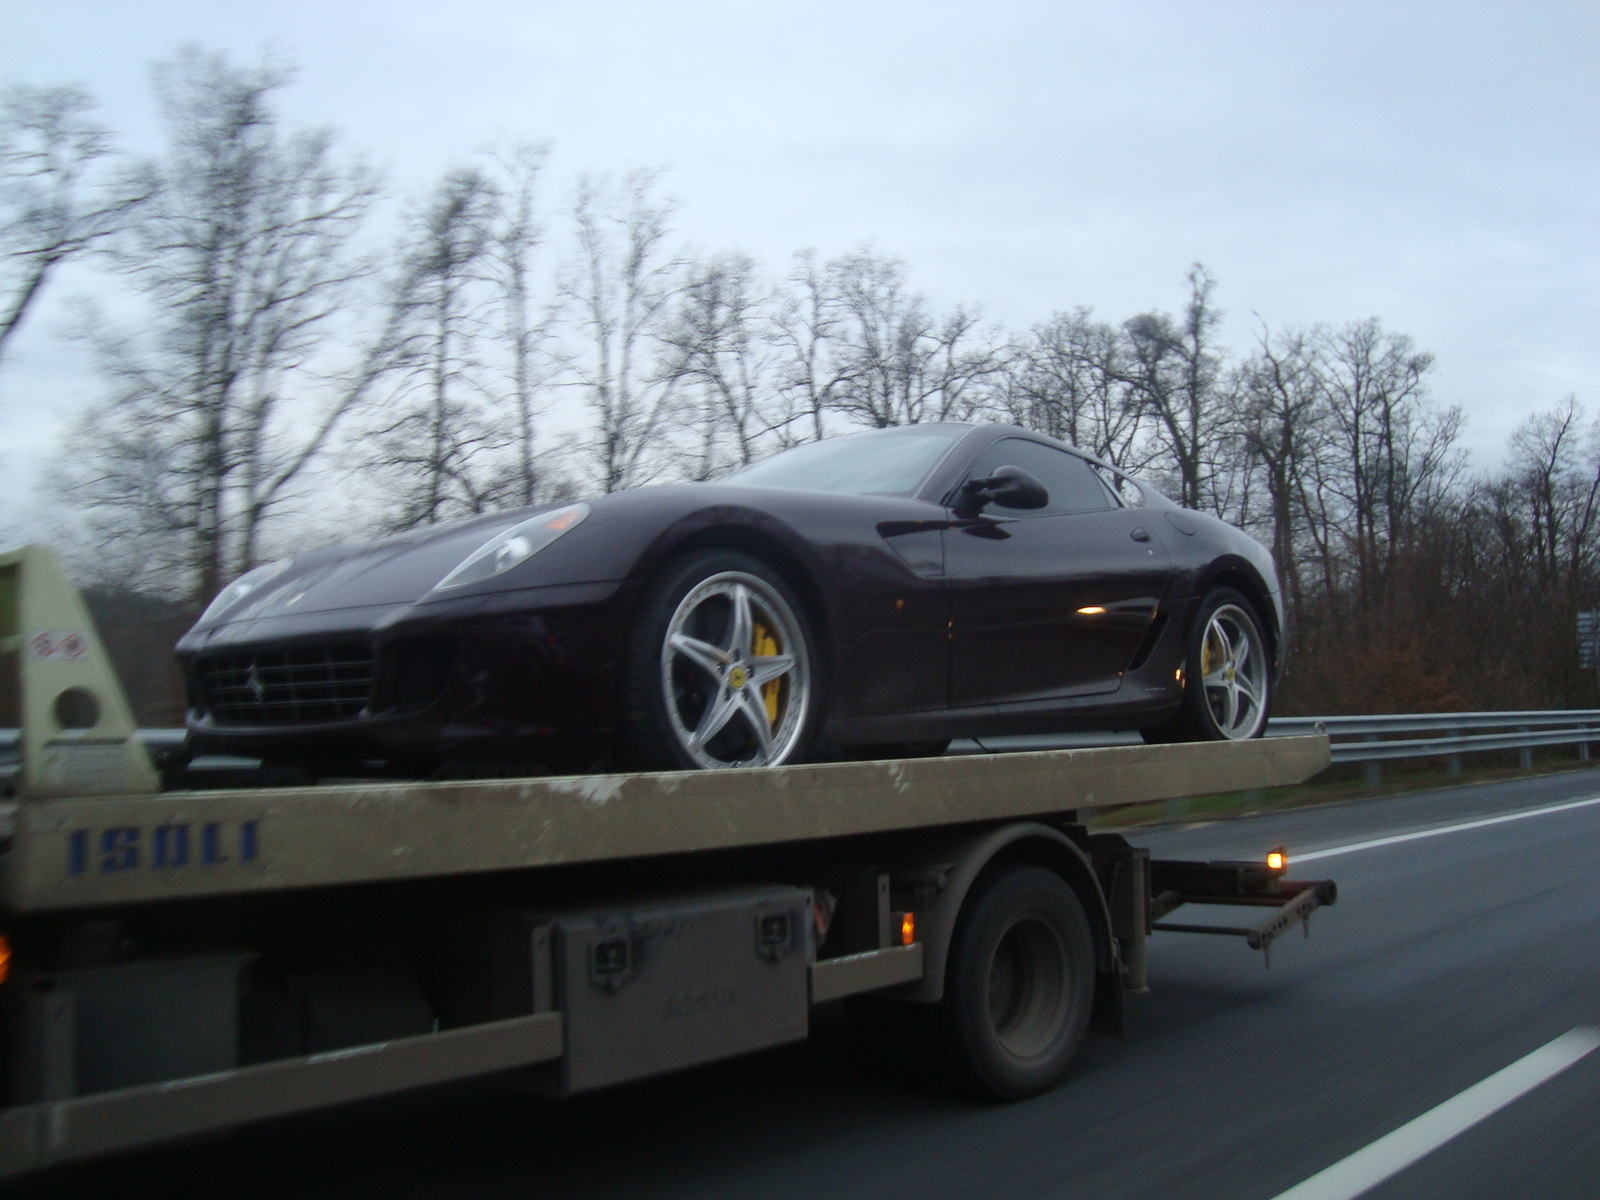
[2, 735, 1325, 909]
[0, 735, 1335, 1177]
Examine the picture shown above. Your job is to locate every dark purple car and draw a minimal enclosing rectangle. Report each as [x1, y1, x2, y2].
[177, 424, 1283, 774]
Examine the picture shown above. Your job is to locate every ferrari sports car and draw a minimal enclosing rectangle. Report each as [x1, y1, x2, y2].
[177, 424, 1283, 775]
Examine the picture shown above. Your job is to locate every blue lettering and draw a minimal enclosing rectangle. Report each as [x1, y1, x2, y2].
[153, 824, 190, 868]
[201, 822, 226, 865]
[99, 827, 140, 872]
[67, 821, 262, 880]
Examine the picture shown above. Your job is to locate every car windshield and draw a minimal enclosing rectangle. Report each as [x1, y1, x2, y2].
[722, 431, 958, 496]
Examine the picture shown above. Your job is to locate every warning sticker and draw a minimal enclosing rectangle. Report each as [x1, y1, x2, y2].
[24, 631, 90, 663]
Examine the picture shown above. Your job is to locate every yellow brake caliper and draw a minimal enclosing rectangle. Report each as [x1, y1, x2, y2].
[752, 622, 782, 724]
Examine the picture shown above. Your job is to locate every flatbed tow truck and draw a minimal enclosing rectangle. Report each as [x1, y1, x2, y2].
[0, 544, 1337, 1177]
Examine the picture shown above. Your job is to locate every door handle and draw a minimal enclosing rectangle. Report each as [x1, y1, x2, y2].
[1130, 527, 1151, 542]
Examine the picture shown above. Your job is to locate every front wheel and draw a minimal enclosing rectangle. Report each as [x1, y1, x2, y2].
[1145, 587, 1272, 742]
[618, 549, 822, 770]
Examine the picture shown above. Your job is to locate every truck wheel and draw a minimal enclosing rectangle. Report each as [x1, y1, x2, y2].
[619, 549, 821, 770]
[936, 865, 1094, 1100]
[1143, 586, 1271, 743]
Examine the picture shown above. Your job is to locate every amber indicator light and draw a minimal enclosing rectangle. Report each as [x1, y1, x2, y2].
[545, 509, 581, 531]
[0, 935, 11, 986]
[1266, 850, 1286, 871]
[901, 912, 916, 945]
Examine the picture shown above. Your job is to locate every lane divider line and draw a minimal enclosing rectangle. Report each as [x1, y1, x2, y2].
[1267, 1026, 1600, 1200]
[1290, 795, 1600, 865]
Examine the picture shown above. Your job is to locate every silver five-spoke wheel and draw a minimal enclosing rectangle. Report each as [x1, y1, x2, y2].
[661, 571, 811, 769]
[1200, 603, 1267, 739]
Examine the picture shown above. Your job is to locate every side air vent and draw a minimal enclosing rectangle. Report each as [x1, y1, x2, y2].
[1127, 612, 1169, 672]
[388, 635, 456, 714]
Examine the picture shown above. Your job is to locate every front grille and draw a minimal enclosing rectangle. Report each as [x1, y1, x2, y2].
[198, 642, 374, 725]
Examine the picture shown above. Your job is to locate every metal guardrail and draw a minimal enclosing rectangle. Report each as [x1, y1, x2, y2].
[961, 710, 1600, 772]
[1266, 711, 1600, 772]
[1268, 709, 1600, 736]
[4, 713, 1600, 784]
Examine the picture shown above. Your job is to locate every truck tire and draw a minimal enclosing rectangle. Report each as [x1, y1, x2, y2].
[934, 864, 1095, 1100]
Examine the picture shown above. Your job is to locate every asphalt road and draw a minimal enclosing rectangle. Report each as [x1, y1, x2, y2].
[14, 768, 1600, 1199]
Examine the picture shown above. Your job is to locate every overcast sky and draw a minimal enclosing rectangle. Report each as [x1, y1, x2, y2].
[2, 1, 1596, 536]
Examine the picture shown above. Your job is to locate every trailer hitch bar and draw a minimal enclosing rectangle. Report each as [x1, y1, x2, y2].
[1148, 859, 1338, 968]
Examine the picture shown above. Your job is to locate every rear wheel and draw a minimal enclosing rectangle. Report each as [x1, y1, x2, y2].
[618, 549, 821, 770]
[932, 865, 1095, 1100]
[1144, 586, 1271, 743]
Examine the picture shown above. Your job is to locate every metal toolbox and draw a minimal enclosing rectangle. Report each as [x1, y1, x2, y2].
[9, 954, 254, 1101]
[553, 885, 811, 1093]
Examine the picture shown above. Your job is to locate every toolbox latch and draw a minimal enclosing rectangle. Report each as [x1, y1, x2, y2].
[756, 911, 793, 961]
[589, 933, 632, 991]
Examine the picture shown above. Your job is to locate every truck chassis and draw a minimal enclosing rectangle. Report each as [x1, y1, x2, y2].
[0, 736, 1334, 1176]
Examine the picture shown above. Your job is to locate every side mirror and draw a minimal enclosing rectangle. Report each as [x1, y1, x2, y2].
[960, 465, 1049, 511]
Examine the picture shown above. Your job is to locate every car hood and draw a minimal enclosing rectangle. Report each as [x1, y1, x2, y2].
[191, 510, 541, 631]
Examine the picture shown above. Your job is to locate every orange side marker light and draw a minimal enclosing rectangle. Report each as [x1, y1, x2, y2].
[901, 912, 916, 946]
[0, 935, 11, 985]
[1266, 850, 1286, 872]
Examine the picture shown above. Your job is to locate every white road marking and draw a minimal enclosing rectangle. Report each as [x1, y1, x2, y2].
[1268, 1027, 1600, 1200]
[1289, 795, 1600, 865]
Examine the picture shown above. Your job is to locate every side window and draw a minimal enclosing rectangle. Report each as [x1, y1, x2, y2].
[963, 438, 1113, 516]
[1089, 462, 1145, 508]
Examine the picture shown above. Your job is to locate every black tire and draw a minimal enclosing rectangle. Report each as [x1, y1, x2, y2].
[617, 549, 823, 771]
[1143, 586, 1272, 743]
[932, 865, 1095, 1100]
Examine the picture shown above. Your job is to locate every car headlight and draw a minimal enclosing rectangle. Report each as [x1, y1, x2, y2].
[199, 558, 294, 624]
[432, 503, 590, 592]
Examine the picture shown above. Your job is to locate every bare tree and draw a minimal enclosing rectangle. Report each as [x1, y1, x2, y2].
[367, 167, 505, 529]
[0, 84, 150, 364]
[829, 250, 924, 427]
[564, 170, 681, 492]
[829, 248, 997, 428]
[771, 249, 852, 445]
[664, 252, 776, 475]
[1002, 307, 1152, 468]
[61, 49, 384, 602]
[1495, 396, 1600, 594]
[1120, 264, 1228, 510]
[483, 141, 558, 507]
[1237, 322, 1326, 619]
[1312, 317, 1462, 609]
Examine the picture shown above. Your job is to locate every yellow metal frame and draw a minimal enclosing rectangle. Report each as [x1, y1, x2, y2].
[0, 545, 159, 798]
